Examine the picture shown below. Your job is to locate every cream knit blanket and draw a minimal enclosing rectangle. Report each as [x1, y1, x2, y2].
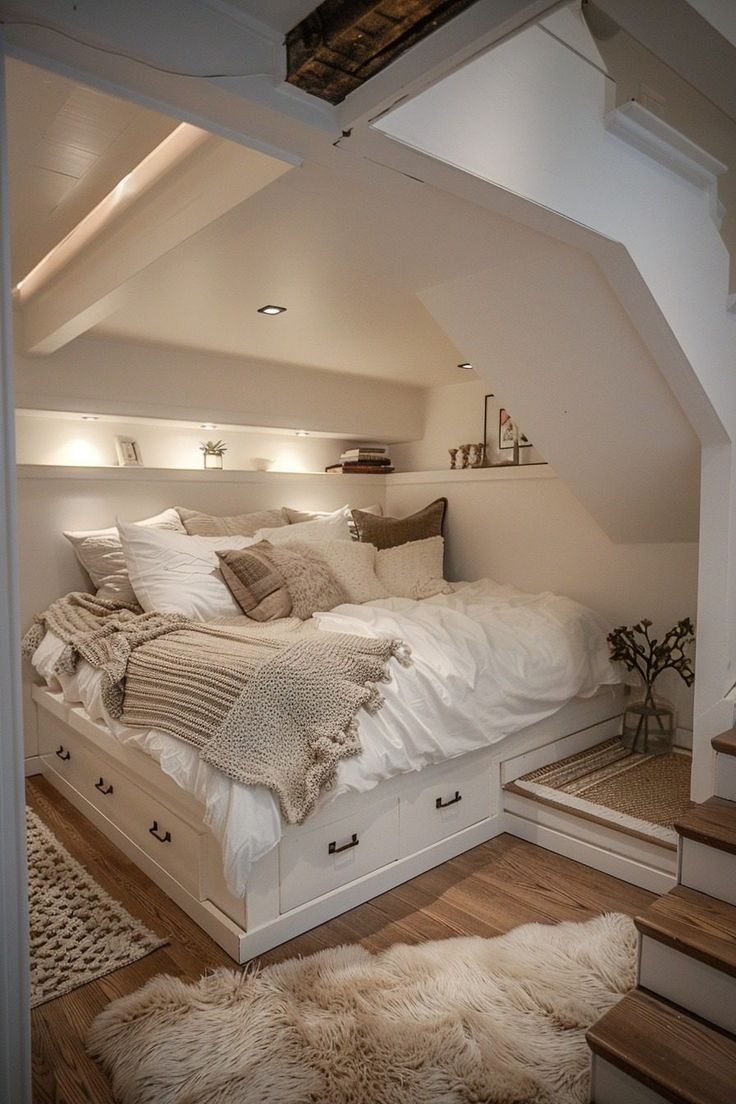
[24, 593, 411, 823]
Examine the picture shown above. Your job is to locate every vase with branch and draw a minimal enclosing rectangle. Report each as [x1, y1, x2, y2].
[607, 618, 695, 753]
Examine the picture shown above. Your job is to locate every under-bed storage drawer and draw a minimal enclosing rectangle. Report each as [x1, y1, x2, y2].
[280, 797, 399, 913]
[399, 753, 492, 857]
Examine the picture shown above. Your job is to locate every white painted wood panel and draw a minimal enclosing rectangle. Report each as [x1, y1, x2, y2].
[399, 752, 492, 857]
[591, 1056, 670, 1104]
[715, 752, 736, 801]
[680, 838, 736, 906]
[639, 935, 736, 1035]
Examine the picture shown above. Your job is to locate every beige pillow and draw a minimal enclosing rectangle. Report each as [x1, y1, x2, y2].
[375, 536, 451, 600]
[177, 506, 288, 537]
[64, 508, 185, 603]
[266, 544, 349, 620]
[216, 545, 292, 621]
[289, 540, 389, 604]
[352, 498, 447, 551]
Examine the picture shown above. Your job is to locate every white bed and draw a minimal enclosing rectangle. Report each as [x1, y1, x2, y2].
[29, 577, 622, 959]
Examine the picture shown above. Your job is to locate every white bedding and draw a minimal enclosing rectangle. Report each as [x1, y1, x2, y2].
[31, 579, 619, 897]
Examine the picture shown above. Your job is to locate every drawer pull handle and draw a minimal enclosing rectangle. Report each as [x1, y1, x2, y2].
[436, 791, 462, 809]
[328, 833, 359, 855]
[149, 821, 171, 844]
[55, 745, 70, 761]
[95, 778, 114, 796]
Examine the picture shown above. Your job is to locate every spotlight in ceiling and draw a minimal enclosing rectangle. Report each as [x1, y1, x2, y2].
[200, 423, 217, 430]
[258, 304, 287, 315]
[81, 414, 99, 420]
[457, 362, 473, 370]
[295, 430, 310, 437]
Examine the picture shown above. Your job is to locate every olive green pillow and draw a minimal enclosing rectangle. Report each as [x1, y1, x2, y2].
[351, 498, 447, 551]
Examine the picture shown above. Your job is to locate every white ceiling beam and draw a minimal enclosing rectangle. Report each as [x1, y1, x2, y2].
[18, 133, 294, 354]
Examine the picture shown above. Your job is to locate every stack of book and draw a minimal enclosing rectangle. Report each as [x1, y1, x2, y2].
[326, 447, 394, 474]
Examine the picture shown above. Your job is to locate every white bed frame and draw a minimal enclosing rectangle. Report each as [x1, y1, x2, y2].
[28, 683, 623, 963]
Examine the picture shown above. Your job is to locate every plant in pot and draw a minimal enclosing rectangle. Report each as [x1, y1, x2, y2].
[607, 618, 695, 754]
[200, 440, 227, 470]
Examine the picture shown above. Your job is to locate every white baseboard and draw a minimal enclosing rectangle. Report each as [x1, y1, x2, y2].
[24, 756, 41, 777]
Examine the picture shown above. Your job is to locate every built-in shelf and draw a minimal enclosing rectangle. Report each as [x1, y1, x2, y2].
[16, 464, 557, 483]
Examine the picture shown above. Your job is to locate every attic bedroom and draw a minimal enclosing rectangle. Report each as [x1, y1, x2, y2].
[2, 3, 735, 1104]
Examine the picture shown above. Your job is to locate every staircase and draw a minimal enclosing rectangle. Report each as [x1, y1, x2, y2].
[588, 731, 736, 1102]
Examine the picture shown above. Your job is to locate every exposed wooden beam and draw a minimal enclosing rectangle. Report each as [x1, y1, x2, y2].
[286, 0, 481, 104]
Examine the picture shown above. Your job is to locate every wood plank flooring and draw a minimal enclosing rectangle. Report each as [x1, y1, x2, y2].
[27, 775, 656, 1104]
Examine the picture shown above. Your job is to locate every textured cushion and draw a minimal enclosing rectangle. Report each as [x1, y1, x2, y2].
[375, 537, 451, 600]
[352, 498, 447, 550]
[117, 520, 254, 619]
[177, 506, 288, 537]
[292, 540, 389, 605]
[265, 543, 348, 620]
[216, 545, 292, 622]
[256, 505, 352, 545]
[64, 508, 185, 603]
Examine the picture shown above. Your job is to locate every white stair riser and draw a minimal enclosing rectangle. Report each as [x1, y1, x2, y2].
[639, 936, 736, 1035]
[680, 838, 736, 906]
[715, 753, 736, 801]
[591, 1056, 671, 1104]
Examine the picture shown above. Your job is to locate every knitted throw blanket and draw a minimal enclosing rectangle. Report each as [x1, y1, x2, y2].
[24, 593, 411, 824]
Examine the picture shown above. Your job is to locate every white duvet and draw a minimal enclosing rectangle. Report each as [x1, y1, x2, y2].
[31, 579, 619, 896]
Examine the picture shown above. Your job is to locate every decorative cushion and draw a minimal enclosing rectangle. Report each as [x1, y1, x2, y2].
[177, 506, 288, 537]
[255, 505, 352, 545]
[64, 508, 185, 604]
[216, 545, 293, 622]
[117, 519, 254, 619]
[264, 543, 348, 620]
[375, 537, 451, 600]
[289, 540, 389, 605]
[351, 498, 447, 551]
[284, 503, 383, 539]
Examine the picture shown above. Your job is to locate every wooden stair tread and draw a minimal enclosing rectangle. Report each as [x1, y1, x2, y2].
[675, 796, 736, 855]
[503, 779, 677, 851]
[636, 885, 736, 976]
[587, 989, 736, 1104]
[712, 728, 736, 757]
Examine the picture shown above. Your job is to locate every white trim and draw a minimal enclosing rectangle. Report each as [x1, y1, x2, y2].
[24, 757, 41, 777]
[510, 779, 678, 845]
[386, 466, 556, 485]
[15, 463, 387, 484]
[0, 38, 31, 1103]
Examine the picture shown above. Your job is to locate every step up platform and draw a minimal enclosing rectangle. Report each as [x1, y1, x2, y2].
[588, 989, 736, 1104]
[676, 797, 736, 907]
[636, 885, 736, 1035]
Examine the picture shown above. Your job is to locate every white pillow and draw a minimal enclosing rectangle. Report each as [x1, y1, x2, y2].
[375, 536, 452, 600]
[288, 540, 390, 605]
[64, 508, 185, 603]
[117, 519, 254, 620]
[255, 504, 352, 544]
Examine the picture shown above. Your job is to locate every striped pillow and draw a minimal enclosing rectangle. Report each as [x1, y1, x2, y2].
[216, 544, 292, 621]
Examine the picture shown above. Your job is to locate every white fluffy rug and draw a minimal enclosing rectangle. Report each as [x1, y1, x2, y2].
[87, 913, 636, 1104]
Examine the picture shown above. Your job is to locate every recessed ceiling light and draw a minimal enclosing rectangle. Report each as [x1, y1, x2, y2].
[295, 430, 310, 437]
[81, 414, 99, 420]
[457, 362, 473, 370]
[200, 423, 217, 429]
[258, 304, 287, 315]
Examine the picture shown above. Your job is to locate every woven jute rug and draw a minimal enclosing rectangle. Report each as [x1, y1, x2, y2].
[27, 808, 167, 1008]
[514, 737, 693, 846]
[88, 912, 636, 1104]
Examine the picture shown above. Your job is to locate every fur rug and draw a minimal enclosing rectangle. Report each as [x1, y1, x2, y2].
[87, 913, 636, 1104]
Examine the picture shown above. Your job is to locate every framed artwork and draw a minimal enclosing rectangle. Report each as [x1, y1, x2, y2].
[115, 436, 143, 467]
[498, 408, 531, 450]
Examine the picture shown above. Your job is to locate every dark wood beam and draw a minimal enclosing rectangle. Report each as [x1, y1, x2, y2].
[286, 0, 481, 105]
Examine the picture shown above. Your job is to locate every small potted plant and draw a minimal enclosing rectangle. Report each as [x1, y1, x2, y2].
[200, 439, 227, 470]
[607, 618, 695, 753]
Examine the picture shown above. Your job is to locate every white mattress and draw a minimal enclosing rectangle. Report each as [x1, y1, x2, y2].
[31, 579, 619, 897]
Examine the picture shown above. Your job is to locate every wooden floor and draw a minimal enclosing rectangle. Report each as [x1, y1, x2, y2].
[28, 774, 656, 1103]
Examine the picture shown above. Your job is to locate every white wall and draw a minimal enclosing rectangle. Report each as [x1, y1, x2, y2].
[389, 412, 698, 727]
[15, 412, 352, 474]
[14, 332, 425, 443]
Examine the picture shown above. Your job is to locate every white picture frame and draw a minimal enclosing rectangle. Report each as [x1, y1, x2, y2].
[115, 436, 143, 467]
